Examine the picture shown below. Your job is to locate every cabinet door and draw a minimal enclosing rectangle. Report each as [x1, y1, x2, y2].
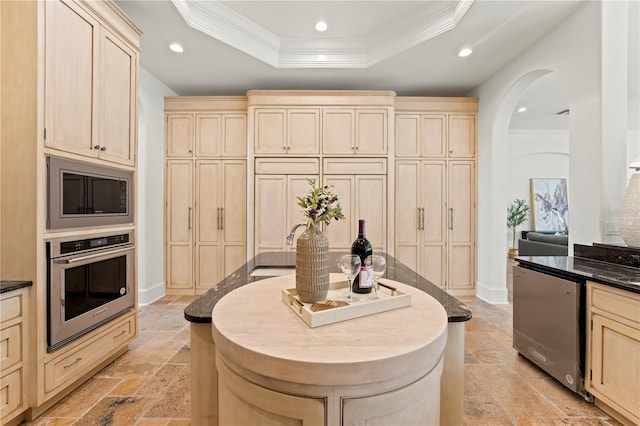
[98, 28, 136, 165]
[355, 175, 386, 251]
[448, 114, 475, 158]
[195, 114, 221, 157]
[421, 161, 446, 288]
[44, 0, 98, 157]
[421, 115, 447, 158]
[323, 176, 354, 250]
[323, 109, 354, 154]
[223, 114, 247, 157]
[254, 109, 286, 154]
[395, 115, 420, 158]
[288, 109, 320, 154]
[447, 161, 475, 290]
[590, 313, 640, 422]
[195, 161, 220, 290]
[166, 114, 194, 157]
[222, 161, 247, 277]
[355, 109, 387, 154]
[255, 175, 287, 254]
[395, 161, 420, 272]
[166, 161, 193, 289]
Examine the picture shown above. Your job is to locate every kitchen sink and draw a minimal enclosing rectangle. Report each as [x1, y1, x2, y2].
[250, 267, 295, 277]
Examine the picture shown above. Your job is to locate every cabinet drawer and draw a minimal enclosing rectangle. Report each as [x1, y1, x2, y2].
[0, 368, 22, 419]
[323, 158, 387, 175]
[45, 314, 135, 393]
[0, 324, 22, 371]
[590, 283, 640, 325]
[0, 294, 22, 323]
[255, 158, 320, 174]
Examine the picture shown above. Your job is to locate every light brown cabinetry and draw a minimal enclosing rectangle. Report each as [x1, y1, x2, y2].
[44, 0, 138, 166]
[164, 98, 248, 295]
[322, 108, 388, 155]
[586, 282, 640, 425]
[253, 108, 320, 155]
[166, 160, 246, 294]
[0, 288, 29, 425]
[166, 112, 247, 157]
[394, 98, 477, 294]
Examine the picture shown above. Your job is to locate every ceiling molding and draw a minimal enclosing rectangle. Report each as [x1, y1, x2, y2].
[171, 0, 474, 69]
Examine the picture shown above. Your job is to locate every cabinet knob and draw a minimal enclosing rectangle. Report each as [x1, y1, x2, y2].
[100, 146, 107, 151]
[94, 145, 101, 150]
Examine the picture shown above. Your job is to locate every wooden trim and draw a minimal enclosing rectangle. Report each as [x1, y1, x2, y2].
[247, 90, 396, 107]
[395, 97, 478, 113]
[165, 96, 248, 112]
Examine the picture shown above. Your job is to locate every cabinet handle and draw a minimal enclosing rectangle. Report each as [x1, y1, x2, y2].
[113, 330, 127, 339]
[420, 207, 425, 230]
[220, 207, 224, 230]
[217, 208, 221, 230]
[93, 145, 101, 150]
[449, 208, 454, 230]
[100, 146, 107, 151]
[188, 207, 192, 230]
[63, 357, 82, 369]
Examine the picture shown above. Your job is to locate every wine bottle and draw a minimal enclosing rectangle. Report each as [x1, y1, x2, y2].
[351, 219, 373, 293]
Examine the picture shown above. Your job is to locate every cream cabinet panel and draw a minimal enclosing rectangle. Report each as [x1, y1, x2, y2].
[0, 368, 22, 421]
[254, 174, 318, 254]
[195, 115, 221, 157]
[288, 109, 320, 154]
[166, 161, 193, 289]
[0, 325, 22, 372]
[395, 161, 420, 270]
[395, 115, 420, 157]
[323, 175, 386, 252]
[448, 114, 475, 158]
[223, 114, 248, 157]
[0, 288, 27, 425]
[196, 245, 220, 291]
[356, 109, 387, 155]
[166, 114, 194, 157]
[422, 115, 447, 158]
[196, 161, 221, 244]
[587, 283, 640, 425]
[254, 109, 286, 154]
[447, 161, 475, 290]
[97, 28, 136, 165]
[44, 0, 97, 158]
[421, 162, 446, 288]
[323, 109, 355, 154]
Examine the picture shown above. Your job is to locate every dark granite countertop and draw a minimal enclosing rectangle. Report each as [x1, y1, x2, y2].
[516, 255, 640, 294]
[185, 252, 472, 323]
[1, 280, 33, 294]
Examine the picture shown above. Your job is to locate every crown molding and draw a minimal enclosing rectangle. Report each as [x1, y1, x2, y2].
[171, 0, 474, 69]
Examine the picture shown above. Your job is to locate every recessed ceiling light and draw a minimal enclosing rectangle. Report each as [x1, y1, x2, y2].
[315, 21, 328, 32]
[169, 43, 184, 53]
[518, 107, 527, 113]
[458, 47, 472, 57]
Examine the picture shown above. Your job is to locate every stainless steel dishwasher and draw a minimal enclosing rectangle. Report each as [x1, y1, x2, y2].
[513, 265, 592, 400]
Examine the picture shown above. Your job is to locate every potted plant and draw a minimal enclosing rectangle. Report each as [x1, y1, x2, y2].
[507, 199, 530, 259]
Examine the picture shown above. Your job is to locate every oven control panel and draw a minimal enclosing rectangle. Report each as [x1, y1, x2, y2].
[60, 233, 130, 254]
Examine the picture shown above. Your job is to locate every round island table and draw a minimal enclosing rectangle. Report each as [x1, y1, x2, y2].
[211, 273, 448, 426]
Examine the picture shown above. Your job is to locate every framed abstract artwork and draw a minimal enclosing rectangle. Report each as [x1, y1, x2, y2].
[530, 178, 569, 232]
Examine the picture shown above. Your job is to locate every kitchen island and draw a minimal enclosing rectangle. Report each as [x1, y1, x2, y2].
[185, 252, 472, 425]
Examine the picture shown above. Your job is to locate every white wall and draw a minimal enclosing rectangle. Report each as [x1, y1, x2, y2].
[137, 67, 176, 305]
[507, 130, 569, 247]
[469, 1, 632, 303]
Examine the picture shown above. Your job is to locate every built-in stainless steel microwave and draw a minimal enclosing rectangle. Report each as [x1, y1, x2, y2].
[47, 156, 133, 229]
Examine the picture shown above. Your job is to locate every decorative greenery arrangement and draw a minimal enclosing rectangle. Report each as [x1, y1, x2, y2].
[297, 178, 345, 228]
[507, 199, 530, 249]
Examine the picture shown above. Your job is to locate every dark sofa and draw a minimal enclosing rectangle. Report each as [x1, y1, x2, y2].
[518, 232, 568, 256]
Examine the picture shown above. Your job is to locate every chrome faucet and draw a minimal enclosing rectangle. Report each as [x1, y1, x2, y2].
[286, 222, 307, 246]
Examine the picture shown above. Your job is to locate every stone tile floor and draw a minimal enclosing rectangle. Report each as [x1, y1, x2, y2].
[24, 294, 621, 425]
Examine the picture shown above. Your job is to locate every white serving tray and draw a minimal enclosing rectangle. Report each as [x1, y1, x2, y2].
[282, 279, 411, 328]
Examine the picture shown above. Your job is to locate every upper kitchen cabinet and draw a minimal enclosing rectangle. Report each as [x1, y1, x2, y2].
[253, 108, 320, 155]
[165, 97, 248, 158]
[44, 0, 140, 167]
[322, 108, 388, 155]
[395, 98, 478, 159]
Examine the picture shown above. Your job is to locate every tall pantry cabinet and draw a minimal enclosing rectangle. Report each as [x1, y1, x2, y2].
[2, 0, 141, 423]
[165, 98, 247, 295]
[395, 98, 478, 295]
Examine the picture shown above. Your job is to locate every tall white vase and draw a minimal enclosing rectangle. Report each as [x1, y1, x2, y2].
[620, 172, 640, 247]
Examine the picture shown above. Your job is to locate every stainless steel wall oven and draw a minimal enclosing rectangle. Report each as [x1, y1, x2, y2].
[46, 231, 135, 352]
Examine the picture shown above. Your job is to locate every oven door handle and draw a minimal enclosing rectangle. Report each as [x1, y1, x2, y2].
[57, 246, 134, 264]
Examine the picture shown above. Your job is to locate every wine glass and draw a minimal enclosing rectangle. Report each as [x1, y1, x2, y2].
[337, 254, 361, 303]
[368, 255, 387, 300]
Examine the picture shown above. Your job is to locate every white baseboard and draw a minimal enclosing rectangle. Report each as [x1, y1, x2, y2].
[475, 281, 509, 304]
[138, 281, 165, 306]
